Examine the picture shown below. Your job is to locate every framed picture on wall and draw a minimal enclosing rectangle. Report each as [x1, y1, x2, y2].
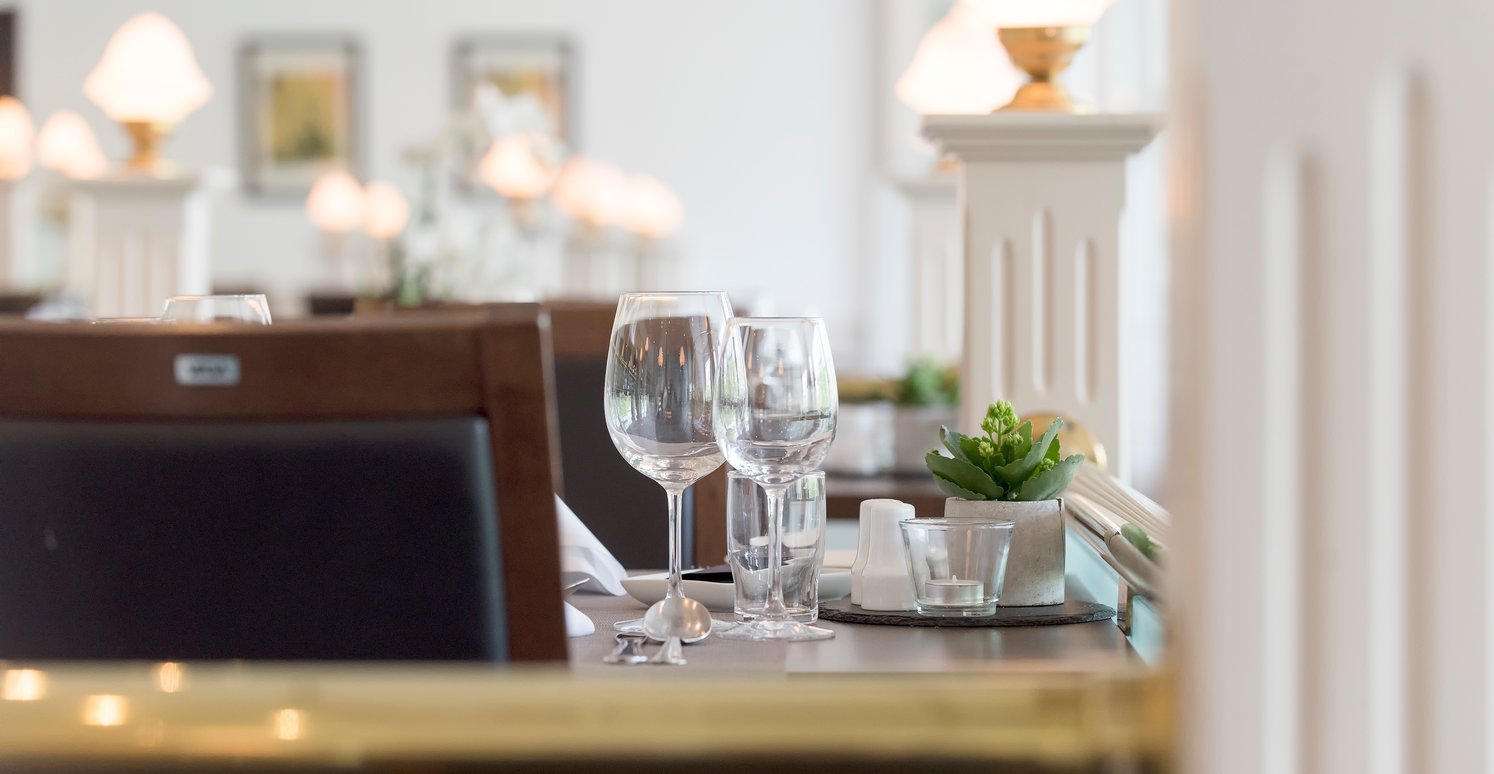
[239, 37, 361, 197]
[450, 36, 574, 191]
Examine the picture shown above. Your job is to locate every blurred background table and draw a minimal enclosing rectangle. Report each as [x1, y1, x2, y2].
[825, 473, 947, 520]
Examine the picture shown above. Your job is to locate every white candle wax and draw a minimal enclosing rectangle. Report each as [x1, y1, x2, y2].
[923, 578, 985, 606]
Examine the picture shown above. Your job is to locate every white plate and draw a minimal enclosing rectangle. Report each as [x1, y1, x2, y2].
[620, 570, 852, 613]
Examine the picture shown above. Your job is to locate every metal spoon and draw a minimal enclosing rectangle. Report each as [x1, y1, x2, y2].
[641, 595, 713, 666]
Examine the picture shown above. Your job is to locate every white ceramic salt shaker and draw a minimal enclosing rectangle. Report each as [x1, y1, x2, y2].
[850, 499, 887, 605]
[854, 499, 918, 611]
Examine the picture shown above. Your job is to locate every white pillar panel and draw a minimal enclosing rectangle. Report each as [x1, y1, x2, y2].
[924, 114, 1158, 478]
[898, 174, 961, 364]
[66, 173, 212, 318]
[1171, 0, 1493, 772]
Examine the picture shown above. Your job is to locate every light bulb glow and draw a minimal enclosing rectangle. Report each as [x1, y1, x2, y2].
[362, 181, 410, 239]
[620, 175, 683, 239]
[478, 136, 555, 200]
[84, 12, 212, 125]
[896, 2, 1024, 114]
[0, 96, 36, 181]
[36, 110, 109, 179]
[305, 170, 365, 234]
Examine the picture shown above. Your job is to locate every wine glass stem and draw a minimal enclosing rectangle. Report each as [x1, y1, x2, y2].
[762, 483, 791, 620]
[664, 483, 687, 601]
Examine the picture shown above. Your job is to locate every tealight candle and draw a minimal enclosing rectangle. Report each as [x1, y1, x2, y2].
[923, 578, 985, 606]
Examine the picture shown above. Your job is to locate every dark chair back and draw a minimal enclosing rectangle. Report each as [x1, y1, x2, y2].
[0, 309, 567, 662]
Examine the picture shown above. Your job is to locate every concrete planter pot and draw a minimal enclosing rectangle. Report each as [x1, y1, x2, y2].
[944, 497, 1064, 607]
[891, 405, 957, 475]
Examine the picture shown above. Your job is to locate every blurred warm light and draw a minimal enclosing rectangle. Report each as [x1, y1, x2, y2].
[0, 96, 36, 181]
[966, 0, 1116, 27]
[362, 181, 410, 239]
[82, 694, 128, 726]
[83, 12, 212, 124]
[552, 157, 626, 227]
[897, 2, 1023, 114]
[620, 175, 683, 239]
[36, 110, 109, 180]
[305, 170, 365, 233]
[153, 662, 183, 693]
[2, 669, 46, 701]
[273, 708, 304, 741]
[479, 136, 555, 200]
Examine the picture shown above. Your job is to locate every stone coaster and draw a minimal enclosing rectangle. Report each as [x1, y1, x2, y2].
[818, 597, 1115, 628]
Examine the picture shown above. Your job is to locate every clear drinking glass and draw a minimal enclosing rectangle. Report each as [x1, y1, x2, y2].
[713, 317, 838, 641]
[603, 292, 733, 634]
[727, 471, 826, 623]
[899, 518, 1015, 617]
[161, 295, 273, 324]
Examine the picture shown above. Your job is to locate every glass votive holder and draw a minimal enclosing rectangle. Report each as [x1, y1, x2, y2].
[727, 471, 826, 623]
[898, 518, 1015, 617]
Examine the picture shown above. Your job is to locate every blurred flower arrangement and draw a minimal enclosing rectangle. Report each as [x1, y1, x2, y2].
[306, 83, 686, 306]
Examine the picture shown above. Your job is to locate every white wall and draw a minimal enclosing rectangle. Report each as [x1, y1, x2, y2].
[13, 0, 876, 365]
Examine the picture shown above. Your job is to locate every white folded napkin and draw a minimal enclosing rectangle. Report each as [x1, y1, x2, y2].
[563, 601, 596, 637]
[556, 495, 627, 596]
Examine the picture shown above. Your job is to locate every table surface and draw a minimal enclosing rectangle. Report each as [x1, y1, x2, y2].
[567, 577, 1137, 674]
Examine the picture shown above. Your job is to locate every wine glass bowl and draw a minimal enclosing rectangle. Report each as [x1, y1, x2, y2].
[713, 317, 838, 641]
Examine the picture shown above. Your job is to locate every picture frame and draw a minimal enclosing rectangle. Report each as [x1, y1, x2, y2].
[239, 36, 362, 197]
[450, 35, 574, 192]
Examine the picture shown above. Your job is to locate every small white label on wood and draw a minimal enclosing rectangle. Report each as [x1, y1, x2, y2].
[173, 354, 240, 387]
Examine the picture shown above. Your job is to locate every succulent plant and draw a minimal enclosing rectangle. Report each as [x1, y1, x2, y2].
[925, 400, 1084, 502]
[895, 358, 958, 408]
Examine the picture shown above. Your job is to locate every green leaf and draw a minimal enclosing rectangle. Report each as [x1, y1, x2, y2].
[940, 427, 971, 463]
[997, 418, 1063, 486]
[1121, 524, 1162, 562]
[932, 474, 988, 501]
[1045, 432, 1062, 463]
[926, 451, 1005, 499]
[1016, 453, 1084, 501]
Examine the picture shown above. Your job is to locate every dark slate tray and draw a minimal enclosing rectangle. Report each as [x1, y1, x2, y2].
[818, 597, 1115, 628]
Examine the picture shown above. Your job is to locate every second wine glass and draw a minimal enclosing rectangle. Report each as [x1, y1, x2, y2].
[713, 317, 838, 641]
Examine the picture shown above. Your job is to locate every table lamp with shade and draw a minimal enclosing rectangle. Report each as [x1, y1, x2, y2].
[479, 136, 555, 228]
[83, 12, 212, 172]
[305, 169, 366, 291]
[966, 0, 1116, 112]
[36, 111, 109, 181]
[551, 157, 626, 297]
[0, 96, 34, 284]
[0, 96, 36, 181]
[362, 181, 412, 302]
[620, 174, 684, 291]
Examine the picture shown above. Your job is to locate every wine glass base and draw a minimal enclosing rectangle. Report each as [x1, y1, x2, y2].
[612, 617, 645, 633]
[715, 619, 834, 642]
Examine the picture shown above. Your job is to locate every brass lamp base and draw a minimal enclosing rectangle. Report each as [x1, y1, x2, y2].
[120, 120, 177, 172]
[996, 25, 1092, 112]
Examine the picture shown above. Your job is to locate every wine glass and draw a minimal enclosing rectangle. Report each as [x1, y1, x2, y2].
[161, 295, 273, 324]
[713, 317, 838, 641]
[603, 292, 733, 649]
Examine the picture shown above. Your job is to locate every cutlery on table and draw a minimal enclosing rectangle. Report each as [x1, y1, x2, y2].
[603, 633, 650, 665]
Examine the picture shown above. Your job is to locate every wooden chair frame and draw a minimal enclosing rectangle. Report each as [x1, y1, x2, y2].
[0, 308, 568, 661]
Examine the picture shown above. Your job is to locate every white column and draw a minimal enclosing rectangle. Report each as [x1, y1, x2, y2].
[1171, 0, 1492, 772]
[923, 114, 1158, 478]
[897, 174, 962, 364]
[66, 172, 211, 318]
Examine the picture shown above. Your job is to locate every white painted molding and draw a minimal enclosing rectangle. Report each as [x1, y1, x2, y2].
[65, 172, 212, 318]
[896, 173, 961, 364]
[924, 113, 1160, 478]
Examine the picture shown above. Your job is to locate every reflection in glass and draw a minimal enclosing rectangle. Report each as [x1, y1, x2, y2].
[2, 669, 46, 701]
[82, 694, 128, 726]
[154, 662, 184, 693]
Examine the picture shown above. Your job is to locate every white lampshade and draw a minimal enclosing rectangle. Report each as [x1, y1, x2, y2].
[36, 110, 109, 180]
[305, 170, 365, 234]
[551, 157, 626, 227]
[83, 12, 212, 124]
[478, 136, 554, 200]
[965, 0, 1116, 28]
[0, 96, 36, 181]
[896, 1, 1024, 114]
[620, 175, 683, 239]
[362, 181, 410, 239]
